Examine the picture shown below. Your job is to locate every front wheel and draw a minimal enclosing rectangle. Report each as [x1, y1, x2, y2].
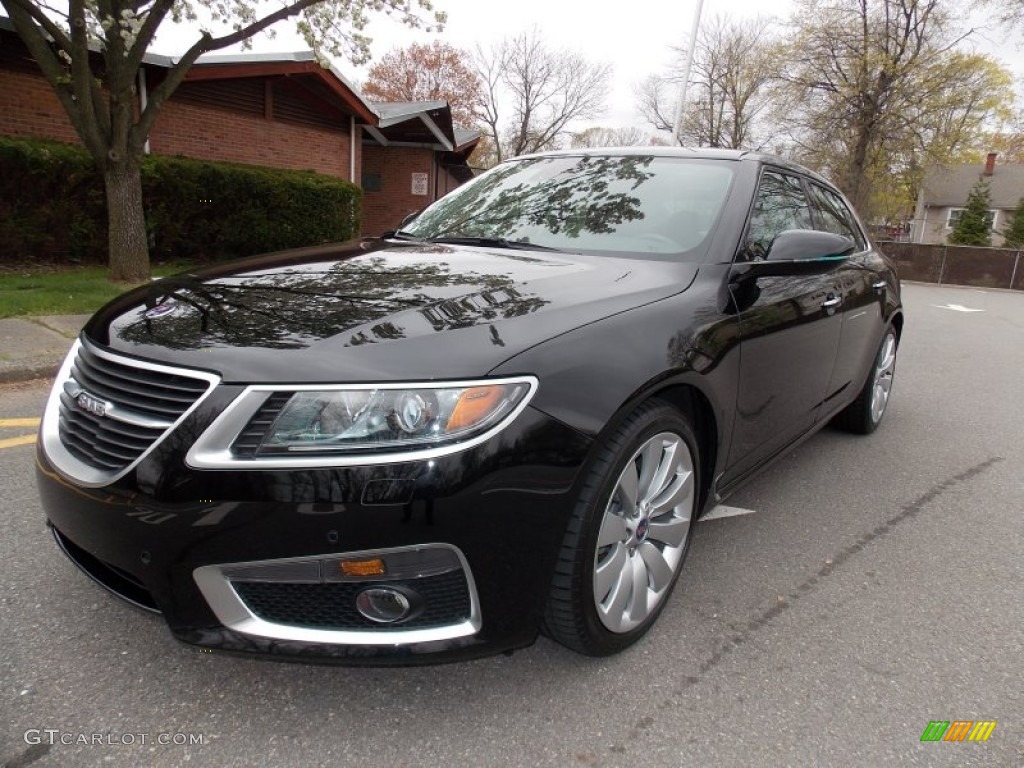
[542, 400, 700, 656]
[835, 325, 898, 434]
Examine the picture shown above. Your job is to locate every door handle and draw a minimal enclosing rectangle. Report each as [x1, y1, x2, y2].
[821, 295, 842, 309]
[873, 280, 886, 294]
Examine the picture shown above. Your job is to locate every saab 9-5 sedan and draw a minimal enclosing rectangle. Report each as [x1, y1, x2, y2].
[37, 148, 902, 663]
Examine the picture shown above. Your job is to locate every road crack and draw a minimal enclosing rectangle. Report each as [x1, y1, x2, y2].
[680, 456, 1004, 690]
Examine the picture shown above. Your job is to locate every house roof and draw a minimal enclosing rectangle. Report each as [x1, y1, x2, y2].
[921, 163, 1024, 209]
[364, 100, 457, 151]
[172, 51, 378, 124]
[2, 15, 477, 173]
[453, 128, 482, 152]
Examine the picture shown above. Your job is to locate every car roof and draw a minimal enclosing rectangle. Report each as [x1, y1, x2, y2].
[512, 147, 834, 187]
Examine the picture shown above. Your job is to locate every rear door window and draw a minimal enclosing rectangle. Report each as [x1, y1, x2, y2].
[808, 184, 866, 250]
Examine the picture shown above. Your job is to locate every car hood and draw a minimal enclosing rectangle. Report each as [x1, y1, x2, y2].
[85, 240, 696, 383]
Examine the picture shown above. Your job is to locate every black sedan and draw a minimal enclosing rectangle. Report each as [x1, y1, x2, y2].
[36, 148, 902, 663]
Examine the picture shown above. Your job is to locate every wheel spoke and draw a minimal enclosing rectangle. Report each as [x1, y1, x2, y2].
[647, 516, 690, 548]
[599, 553, 633, 626]
[639, 540, 674, 592]
[594, 544, 627, 602]
[627, 554, 649, 624]
[636, 439, 663, 502]
[649, 470, 694, 515]
[616, 460, 640, 510]
[597, 511, 629, 548]
[641, 441, 680, 506]
[879, 338, 896, 371]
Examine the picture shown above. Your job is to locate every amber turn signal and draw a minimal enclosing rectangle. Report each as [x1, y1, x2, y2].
[339, 558, 387, 577]
[446, 385, 504, 431]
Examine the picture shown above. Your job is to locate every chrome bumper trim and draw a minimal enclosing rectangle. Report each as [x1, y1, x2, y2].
[193, 543, 482, 646]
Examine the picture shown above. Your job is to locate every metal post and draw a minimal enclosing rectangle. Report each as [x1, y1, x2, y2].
[670, 0, 705, 145]
[938, 245, 947, 285]
[1011, 250, 1021, 290]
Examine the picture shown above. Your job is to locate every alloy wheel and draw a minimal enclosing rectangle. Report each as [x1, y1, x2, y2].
[870, 332, 897, 424]
[592, 432, 694, 633]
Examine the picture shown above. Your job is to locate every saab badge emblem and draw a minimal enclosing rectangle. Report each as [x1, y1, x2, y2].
[76, 391, 109, 418]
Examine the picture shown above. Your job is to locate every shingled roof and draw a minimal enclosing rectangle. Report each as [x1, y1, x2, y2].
[921, 161, 1024, 209]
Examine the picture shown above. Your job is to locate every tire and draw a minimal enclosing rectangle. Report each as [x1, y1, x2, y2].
[542, 399, 700, 656]
[834, 325, 898, 435]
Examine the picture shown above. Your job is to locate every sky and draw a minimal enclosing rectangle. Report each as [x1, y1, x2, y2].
[153, 0, 1024, 134]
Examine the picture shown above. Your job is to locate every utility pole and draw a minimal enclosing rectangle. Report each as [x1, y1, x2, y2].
[671, 0, 705, 145]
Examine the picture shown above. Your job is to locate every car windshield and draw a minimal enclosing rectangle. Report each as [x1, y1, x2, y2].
[401, 154, 734, 259]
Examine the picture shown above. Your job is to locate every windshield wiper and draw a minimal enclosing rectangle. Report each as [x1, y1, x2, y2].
[381, 229, 423, 241]
[424, 235, 565, 252]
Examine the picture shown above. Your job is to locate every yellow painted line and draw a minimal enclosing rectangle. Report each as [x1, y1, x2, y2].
[0, 434, 37, 450]
[0, 418, 40, 428]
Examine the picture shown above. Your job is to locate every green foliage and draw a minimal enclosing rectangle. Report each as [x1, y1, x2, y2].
[0, 264, 186, 318]
[0, 137, 106, 263]
[0, 137, 362, 266]
[949, 179, 994, 246]
[1001, 198, 1024, 248]
[142, 155, 362, 261]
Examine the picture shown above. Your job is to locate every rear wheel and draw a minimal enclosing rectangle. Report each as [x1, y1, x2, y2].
[543, 400, 699, 655]
[835, 325, 898, 434]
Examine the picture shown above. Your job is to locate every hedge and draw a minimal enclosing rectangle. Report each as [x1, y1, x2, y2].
[0, 136, 362, 266]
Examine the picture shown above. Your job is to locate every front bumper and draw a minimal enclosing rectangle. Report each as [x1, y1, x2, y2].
[37, 399, 592, 664]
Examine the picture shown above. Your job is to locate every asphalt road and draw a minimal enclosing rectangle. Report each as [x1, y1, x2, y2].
[1, 282, 1021, 768]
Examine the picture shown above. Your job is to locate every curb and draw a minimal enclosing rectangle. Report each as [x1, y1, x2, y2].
[0, 357, 63, 385]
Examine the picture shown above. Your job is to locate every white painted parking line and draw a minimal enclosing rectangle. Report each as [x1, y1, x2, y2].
[701, 504, 756, 522]
[932, 303, 984, 312]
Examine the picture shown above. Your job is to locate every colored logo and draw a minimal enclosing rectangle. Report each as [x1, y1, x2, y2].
[920, 721, 997, 742]
[144, 299, 177, 319]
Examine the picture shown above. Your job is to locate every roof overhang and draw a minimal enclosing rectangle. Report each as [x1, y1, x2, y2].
[366, 102, 458, 151]
[181, 54, 377, 124]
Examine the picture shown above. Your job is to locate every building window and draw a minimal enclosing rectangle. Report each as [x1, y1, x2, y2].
[947, 208, 996, 230]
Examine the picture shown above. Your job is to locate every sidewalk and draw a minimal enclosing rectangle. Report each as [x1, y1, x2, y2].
[0, 315, 89, 384]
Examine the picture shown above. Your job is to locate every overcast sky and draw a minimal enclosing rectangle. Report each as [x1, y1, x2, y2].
[155, 0, 1023, 133]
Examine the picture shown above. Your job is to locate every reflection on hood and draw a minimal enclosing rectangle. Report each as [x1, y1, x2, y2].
[115, 252, 562, 350]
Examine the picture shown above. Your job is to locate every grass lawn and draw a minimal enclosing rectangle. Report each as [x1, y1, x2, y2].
[0, 263, 191, 319]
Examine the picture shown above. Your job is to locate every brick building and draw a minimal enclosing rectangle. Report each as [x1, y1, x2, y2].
[0, 17, 479, 236]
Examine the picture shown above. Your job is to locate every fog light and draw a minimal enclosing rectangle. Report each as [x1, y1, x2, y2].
[355, 587, 412, 623]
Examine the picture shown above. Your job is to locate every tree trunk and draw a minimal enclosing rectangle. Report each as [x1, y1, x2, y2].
[104, 158, 150, 283]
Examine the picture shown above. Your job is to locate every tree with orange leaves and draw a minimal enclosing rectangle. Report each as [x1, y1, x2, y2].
[363, 42, 483, 128]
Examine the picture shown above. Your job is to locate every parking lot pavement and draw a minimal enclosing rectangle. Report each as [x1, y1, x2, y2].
[1, 283, 1021, 768]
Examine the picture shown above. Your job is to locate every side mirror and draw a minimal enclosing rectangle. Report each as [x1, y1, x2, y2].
[380, 210, 423, 239]
[733, 230, 854, 281]
[399, 209, 421, 228]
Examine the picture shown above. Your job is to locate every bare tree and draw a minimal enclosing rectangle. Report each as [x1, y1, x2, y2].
[637, 15, 783, 150]
[780, 0, 1005, 219]
[570, 126, 660, 148]
[473, 29, 611, 164]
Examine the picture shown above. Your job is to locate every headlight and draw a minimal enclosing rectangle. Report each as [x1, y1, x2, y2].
[263, 382, 529, 453]
[186, 377, 538, 469]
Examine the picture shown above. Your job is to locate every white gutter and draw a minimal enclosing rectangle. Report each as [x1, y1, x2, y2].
[138, 68, 151, 154]
[350, 115, 356, 182]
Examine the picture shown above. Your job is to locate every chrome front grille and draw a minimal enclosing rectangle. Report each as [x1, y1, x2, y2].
[42, 338, 220, 486]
